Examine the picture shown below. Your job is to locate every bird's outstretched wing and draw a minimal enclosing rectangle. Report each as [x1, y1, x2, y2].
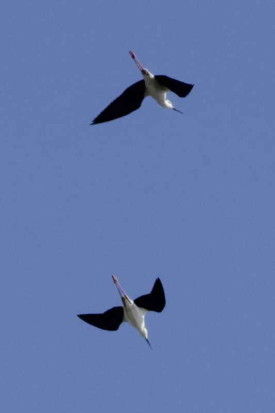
[134, 278, 166, 313]
[91, 80, 145, 124]
[77, 306, 124, 331]
[155, 75, 194, 98]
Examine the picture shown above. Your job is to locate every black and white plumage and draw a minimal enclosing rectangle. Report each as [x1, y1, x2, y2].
[78, 275, 166, 348]
[91, 50, 194, 124]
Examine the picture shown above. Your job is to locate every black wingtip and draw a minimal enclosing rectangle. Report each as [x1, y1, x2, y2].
[185, 83, 194, 95]
[134, 277, 166, 313]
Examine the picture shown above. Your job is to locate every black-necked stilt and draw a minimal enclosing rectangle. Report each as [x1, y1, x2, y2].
[78, 275, 166, 348]
[91, 50, 194, 124]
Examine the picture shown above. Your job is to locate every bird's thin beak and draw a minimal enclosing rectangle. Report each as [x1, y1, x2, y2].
[173, 108, 183, 114]
[129, 50, 146, 73]
[146, 338, 152, 349]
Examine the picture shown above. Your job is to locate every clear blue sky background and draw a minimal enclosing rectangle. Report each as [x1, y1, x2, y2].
[1, 1, 274, 412]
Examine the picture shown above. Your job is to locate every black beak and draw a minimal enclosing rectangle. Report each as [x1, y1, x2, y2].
[173, 108, 183, 114]
[146, 338, 152, 349]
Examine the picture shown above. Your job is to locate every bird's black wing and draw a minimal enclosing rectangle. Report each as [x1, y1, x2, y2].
[77, 306, 124, 331]
[91, 80, 145, 124]
[134, 278, 166, 313]
[155, 75, 194, 98]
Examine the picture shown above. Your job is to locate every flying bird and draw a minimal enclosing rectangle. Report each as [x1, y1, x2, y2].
[78, 275, 166, 348]
[91, 50, 194, 124]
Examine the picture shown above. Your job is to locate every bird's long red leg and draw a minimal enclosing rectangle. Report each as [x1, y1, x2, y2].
[112, 274, 127, 296]
[129, 50, 146, 72]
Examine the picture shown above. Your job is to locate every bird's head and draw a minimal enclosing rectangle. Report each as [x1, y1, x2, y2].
[165, 99, 173, 109]
[165, 99, 183, 114]
[140, 327, 152, 349]
[141, 326, 148, 339]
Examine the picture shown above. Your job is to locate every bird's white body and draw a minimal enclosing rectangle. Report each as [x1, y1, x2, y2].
[143, 71, 171, 109]
[122, 296, 148, 338]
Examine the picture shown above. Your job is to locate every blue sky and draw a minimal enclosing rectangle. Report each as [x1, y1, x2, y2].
[1, 1, 275, 412]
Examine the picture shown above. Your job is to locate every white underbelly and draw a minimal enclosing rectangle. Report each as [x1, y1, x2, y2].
[144, 77, 168, 107]
[123, 301, 146, 330]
